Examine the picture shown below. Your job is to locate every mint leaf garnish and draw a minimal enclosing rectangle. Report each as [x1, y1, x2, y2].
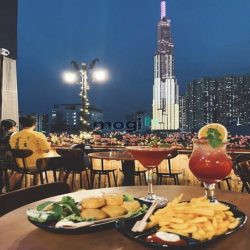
[206, 128, 222, 148]
[209, 139, 222, 148]
[153, 137, 158, 145]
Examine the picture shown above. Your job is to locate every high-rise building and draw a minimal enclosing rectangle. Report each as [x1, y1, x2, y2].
[185, 74, 250, 131]
[186, 77, 217, 130]
[51, 103, 103, 132]
[179, 95, 187, 132]
[34, 113, 49, 133]
[152, 1, 179, 131]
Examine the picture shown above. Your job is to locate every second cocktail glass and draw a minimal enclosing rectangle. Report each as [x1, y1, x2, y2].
[189, 139, 233, 202]
[126, 146, 174, 205]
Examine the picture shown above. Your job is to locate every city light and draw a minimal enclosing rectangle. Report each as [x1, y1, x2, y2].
[63, 59, 107, 132]
[63, 71, 77, 83]
[94, 70, 107, 82]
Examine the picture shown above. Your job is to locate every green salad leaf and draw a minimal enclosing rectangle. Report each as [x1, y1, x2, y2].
[124, 204, 148, 218]
[27, 209, 60, 223]
[124, 193, 134, 201]
[37, 201, 53, 211]
[65, 214, 95, 222]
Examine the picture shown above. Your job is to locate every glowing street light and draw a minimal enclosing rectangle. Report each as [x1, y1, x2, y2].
[63, 59, 107, 132]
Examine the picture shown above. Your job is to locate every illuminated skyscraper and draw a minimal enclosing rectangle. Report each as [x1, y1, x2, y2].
[152, 1, 179, 131]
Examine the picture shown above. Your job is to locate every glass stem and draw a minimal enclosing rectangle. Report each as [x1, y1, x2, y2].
[203, 183, 216, 202]
[147, 168, 155, 200]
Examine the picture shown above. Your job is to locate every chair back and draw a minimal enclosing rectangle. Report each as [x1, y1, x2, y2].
[11, 149, 33, 170]
[71, 143, 85, 151]
[0, 182, 70, 217]
[234, 154, 250, 176]
[56, 148, 83, 157]
[55, 148, 86, 171]
[236, 160, 250, 193]
[88, 149, 111, 170]
[36, 157, 68, 182]
[36, 157, 68, 171]
[156, 150, 178, 174]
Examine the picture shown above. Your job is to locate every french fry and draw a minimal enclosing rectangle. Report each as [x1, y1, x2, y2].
[228, 219, 240, 229]
[204, 220, 214, 232]
[189, 216, 208, 223]
[146, 194, 240, 242]
[169, 217, 185, 224]
[169, 223, 189, 230]
[145, 221, 158, 230]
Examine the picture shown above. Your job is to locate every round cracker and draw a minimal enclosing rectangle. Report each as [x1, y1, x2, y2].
[121, 201, 141, 212]
[101, 205, 126, 217]
[103, 193, 124, 206]
[81, 196, 106, 209]
[80, 208, 108, 220]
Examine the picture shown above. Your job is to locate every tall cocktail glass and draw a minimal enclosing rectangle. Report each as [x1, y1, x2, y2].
[189, 139, 232, 202]
[126, 146, 174, 205]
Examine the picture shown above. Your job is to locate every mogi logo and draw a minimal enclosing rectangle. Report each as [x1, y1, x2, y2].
[93, 118, 142, 132]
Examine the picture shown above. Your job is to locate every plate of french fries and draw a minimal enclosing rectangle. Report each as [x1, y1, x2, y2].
[115, 194, 247, 249]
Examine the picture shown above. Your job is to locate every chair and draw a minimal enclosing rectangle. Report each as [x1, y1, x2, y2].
[88, 149, 118, 188]
[217, 177, 231, 190]
[120, 166, 147, 186]
[36, 156, 68, 182]
[235, 160, 250, 194]
[56, 148, 90, 189]
[11, 149, 47, 188]
[134, 166, 148, 185]
[155, 150, 182, 185]
[235, 154, 250, 192]
[0, 182, 70, 217]
[0, 166, 11, 193]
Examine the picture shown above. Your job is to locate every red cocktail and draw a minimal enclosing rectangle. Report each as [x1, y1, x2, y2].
[126, 146, 174, 204]
[189, 139, 232, 201]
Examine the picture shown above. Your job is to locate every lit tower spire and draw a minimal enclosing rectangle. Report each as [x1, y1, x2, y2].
[161, 1, 166, 19]
[152, 1, 179, 131]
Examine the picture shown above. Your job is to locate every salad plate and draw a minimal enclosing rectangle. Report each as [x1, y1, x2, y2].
[27, 195, 150, 235]
[115, 205, 247, 249]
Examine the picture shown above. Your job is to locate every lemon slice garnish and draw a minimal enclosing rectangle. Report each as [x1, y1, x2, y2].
[198, 123, 228, 143]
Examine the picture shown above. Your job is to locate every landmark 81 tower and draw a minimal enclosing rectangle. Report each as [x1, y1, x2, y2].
[152, 1, 179, 131]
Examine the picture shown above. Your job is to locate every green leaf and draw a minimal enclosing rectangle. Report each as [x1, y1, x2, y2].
[61, 196, 76, 204]
[53, 204, 63, 215]
[209, 139, 222, 148]
[124, 204, 148, 218]
[205, 128, 223, 148]
[65, 214, 95, 222]
[37, 201, 53, 211]
[123, 193, 134, 201]
[153, 137, 158, 144]
[60, 201, 80, 215]
[27, 209, 60, 223]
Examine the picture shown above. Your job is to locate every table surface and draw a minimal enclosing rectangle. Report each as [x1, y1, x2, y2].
[88, 151, 135, 161]
[0, 186, 249, 250]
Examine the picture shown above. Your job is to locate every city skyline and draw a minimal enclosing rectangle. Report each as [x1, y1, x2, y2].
[17, 0, 250, 121]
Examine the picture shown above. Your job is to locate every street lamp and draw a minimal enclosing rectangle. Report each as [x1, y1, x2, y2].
[63, 59, 106, 132]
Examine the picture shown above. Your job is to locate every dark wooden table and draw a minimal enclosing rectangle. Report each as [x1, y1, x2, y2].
[88, 151, 136, 186]
[0, 186, 249, 250]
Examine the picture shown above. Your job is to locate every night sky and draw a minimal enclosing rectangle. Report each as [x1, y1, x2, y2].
[17, 0, 250, 122]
